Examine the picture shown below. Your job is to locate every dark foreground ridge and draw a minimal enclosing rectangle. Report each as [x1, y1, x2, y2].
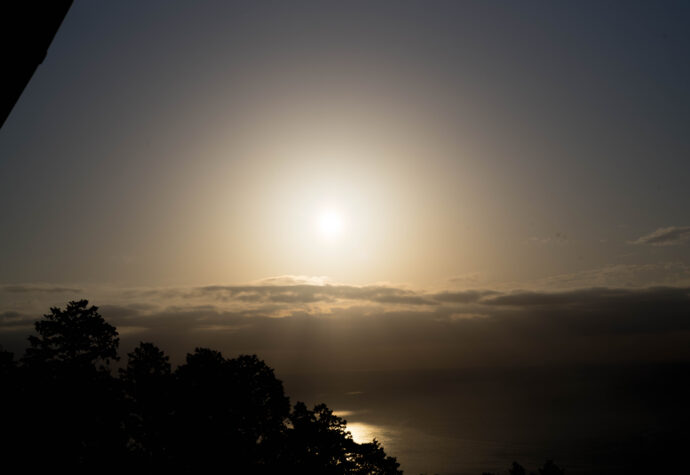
[0, 300, 401, 473]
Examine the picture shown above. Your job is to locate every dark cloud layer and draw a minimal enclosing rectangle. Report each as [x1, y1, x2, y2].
[2, 283, 689, 372]
[0, 311, 32, 329]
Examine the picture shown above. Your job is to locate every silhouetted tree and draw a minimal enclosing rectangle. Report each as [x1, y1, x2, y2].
[509, 461, 527, 475]
[172, 349, 291, 472]
[18, 300, 126, 469]
[0, 347, 20, 455]
[122, 341, 171, 382]
[120, 342, 173, 466]
[3, 301, 404, 473]
[538, 460, 564, 475]
[493, 460, 564, 475]
[286, 402, 401, 474]
[0, 346, 15, 375]
[349, 438, 402, 474]
[22, 299, 119, 373]
[286, 402, 354, 473]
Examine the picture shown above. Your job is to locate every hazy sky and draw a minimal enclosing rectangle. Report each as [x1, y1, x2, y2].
[2, 0, 689, 290]
[2, 0, 689, 371]
[2, 3, 690, 473]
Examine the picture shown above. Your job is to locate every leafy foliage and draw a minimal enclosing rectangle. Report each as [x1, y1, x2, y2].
[286, 402, 401, 474]
[22, 299, 119, 372]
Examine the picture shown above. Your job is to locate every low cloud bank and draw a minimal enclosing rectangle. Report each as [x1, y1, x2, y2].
[1, 279, 689, 372]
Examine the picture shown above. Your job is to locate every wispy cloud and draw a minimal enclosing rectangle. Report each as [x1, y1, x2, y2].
[528, 232, 569, 245]
[533, 263, 690, 289]
[1, 284, 82, 293]
[631, 226, 690, 246]
[159, 282, 440, 307]
[0, 311, 33, 333]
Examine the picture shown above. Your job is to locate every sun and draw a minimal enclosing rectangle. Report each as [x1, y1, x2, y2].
[317, 210, 344, 238]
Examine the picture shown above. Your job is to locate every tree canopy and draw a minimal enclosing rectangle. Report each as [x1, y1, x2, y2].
[0, 300, 402, 474]
[22, 299, 119, 373]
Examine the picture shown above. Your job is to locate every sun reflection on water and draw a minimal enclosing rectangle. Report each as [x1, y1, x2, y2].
[334, 411, 395, 447]
[346, 422, 378, 444]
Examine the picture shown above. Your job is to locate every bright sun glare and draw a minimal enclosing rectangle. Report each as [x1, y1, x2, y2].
[317, 210, 344, 238]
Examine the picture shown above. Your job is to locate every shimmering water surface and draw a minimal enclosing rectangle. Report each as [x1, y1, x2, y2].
[286, 365, 690, 474]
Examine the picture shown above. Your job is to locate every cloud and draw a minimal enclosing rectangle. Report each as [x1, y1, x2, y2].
[2, 279, 689, 371]
[528, 232, 569, 245]
[631, 226, 690, 246]
[252, 275, 332, 286]
[431, 290, 496, 303]
[482, 286, 678, 308]
[481, 286, 690, 336]
[447, 273, 485, 286]
[1, 284, 82, 293]
[193, 283, 438, 306]
[533, 263, 690, 289]
[0, 311, 33, 330]
[129, 285, 689, 371]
